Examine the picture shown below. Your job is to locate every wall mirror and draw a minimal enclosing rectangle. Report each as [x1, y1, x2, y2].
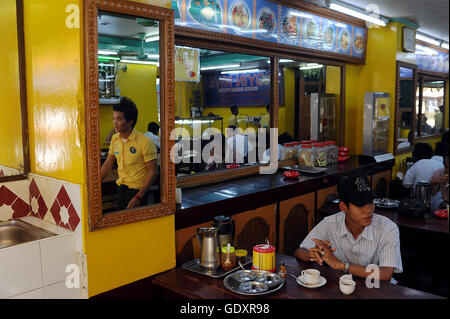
[0, 0, 29, 182]
[84, 0, 175, 230]
[415, 76, 446, 138]
[394, 61, 417, 153]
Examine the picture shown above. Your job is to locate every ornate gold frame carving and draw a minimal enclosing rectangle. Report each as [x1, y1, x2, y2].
[84, 0, 175, 231]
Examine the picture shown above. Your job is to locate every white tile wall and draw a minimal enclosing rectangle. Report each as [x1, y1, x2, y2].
[40, 234, 78, 286]
[43, 281, 81, 299]
[9, 288, 44, 299]
[0, 242, 43, 299]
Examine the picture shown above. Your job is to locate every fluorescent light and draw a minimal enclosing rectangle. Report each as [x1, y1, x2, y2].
[221, 68, 260, 75]
[200, 64, 240, 71]
[267, 59, 294, 63]
[98, 63, 115, 67]
[145, 35, 160, 42]
[416, 44, 438, 56]
[120, 59, 159, 66]
[289, 11, 313, 19]
[98, 55, 120, 61]
[329, 3, 386, 26]
[416, 33, 441, 46]
[442, 42, 449, 50]
[299, 65, 323, 70]
[98, 50, 118, 55]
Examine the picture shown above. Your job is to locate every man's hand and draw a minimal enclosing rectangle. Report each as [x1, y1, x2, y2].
[127, 196, 141, 209]
[309, 239, 342, 270]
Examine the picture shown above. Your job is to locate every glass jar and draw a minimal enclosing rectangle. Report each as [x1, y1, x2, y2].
[282, 143, 297, 160]
[296, 144, 315, 167]
[314, 143, 327, 167]
[221, 246, 236, 271]
[327, 141, 339, 164]
[235, 249, 248, 264]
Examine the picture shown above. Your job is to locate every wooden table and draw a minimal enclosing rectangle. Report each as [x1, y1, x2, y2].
[152, 254, 442, 299]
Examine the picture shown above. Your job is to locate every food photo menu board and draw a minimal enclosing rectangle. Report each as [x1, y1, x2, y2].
[416, 47, 449, 74]
[175, 0, 367, 60]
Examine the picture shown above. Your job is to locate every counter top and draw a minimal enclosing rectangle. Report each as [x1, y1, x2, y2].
[176, 156, 394, 229]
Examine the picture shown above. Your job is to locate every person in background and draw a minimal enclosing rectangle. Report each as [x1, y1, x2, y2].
[411, 142, 433, 162]
[225, 125, 254, 163]
[101, 97, 158, 210]
[261, 132, 293, 162]
[145, 121, 160, 151]
[294, 175, 402, 282]
[259, 104, 270, 128]
[403, 141, 446, 191]
[429, 146, 449, 211]
[228, 105, 239, 128]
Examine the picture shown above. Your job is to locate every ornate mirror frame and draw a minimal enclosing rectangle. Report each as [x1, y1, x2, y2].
[0, 0, 30, 183]
[84, 0, 175, 231]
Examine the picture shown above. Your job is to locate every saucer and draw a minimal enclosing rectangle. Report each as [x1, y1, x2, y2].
[296, 275, 326, 288]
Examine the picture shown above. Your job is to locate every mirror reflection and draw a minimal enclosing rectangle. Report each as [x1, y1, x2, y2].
[0, 0, 24, 178]
[97, 11, 161, 214]
[397, 66, 415, 150]
[418, 80, 445, 137]
[173, 47, 272, 176]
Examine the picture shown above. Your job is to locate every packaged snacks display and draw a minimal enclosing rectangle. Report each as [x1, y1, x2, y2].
[296, 144, 315, 168]
[282, 143, 297, 160]
[314, 143, 327, 167]
[327, 141, 339, 164]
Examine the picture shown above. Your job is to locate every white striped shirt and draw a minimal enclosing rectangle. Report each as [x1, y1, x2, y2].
[300, 212, 403, 273]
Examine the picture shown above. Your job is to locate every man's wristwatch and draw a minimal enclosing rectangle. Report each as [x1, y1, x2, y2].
[343, 261, 350, 274]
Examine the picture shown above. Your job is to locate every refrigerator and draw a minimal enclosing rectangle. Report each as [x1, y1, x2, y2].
[363, 92, 391, 156]
[310, 93, 336, 141]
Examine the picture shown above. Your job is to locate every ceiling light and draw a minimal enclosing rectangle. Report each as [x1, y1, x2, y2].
[416, 33, 441, 46]
[221, 68, 260, 75]
[267, 59, 294, 63]
[98, 55, 120, 61]
[200, 64, 240, 71]
[442, 42, 449, 50]
[98, 50, 118, 55]
[329, 3, 386, 26]
[299, 65, 323, 70]
[288, 11, 313, 19]
[120, 59, 159, 66]
[145, 35, 160, 42]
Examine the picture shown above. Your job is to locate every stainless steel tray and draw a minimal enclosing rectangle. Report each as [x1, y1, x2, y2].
[223, 270, 285, 296]
[283, 165, 327, 174]
[181, 256, 253, 279]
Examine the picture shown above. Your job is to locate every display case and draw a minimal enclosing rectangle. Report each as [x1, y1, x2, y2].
[363, 92, 391, 155]
[310, 93, 336, 141]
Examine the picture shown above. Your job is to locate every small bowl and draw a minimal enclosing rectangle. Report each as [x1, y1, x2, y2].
[226, 164, 240, 169]
[283, 170, 300, 179]
[434, 209, 448, 219]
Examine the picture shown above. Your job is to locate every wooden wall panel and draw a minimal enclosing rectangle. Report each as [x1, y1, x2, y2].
[278, 192, 315, 255]
[175, 220, 211, 266]
[372, 170, 392, 198]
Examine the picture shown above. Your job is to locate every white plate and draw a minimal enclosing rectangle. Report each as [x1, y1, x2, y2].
[296, 275, 327, 288]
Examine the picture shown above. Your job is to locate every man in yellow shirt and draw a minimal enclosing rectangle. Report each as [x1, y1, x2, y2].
[260, 104, 270, 128]
[101, 97, 158, 210]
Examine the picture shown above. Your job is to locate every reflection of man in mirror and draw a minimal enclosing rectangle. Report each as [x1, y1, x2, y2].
[101, 97, 158, 210]
[145, 122, 160, 151]
[228, 105, 239, 128]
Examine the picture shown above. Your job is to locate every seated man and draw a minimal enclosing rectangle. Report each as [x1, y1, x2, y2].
[430, 153, 449, 211]
[101, 97, 158, 210]
[294, 175, 403, 282]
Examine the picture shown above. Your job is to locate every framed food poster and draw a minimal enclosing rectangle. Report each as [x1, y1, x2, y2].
[337, 24, 351, 55]
[320, 19, 337, 52]
[175, 46, 200, 82]
[352, 26, 365, 57]
[302, 16, 321, 50]
[172, 0, 181, 19]
[227, 0, 253, 36]
[254, 0, 279, 43]
[280, 7, 300, 46]
[185, 0, 224, 31]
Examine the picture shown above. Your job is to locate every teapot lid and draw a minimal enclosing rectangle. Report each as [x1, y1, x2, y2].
[213, 215, 232, 223]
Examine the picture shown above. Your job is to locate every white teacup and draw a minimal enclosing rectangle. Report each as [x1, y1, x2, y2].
[339, 278, 356, 295]
[339, 274, 353, 282]
[301, 269, 321, 285]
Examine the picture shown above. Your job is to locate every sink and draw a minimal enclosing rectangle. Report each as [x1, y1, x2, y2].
[0, 219, 56, 249]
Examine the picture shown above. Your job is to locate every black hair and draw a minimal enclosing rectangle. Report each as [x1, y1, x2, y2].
[228, 125, 237, 130]
[412, 142, 433, 161]
[278, 132, 293, 145]
[442, 130, 449, 144]
[113, 97, 138, 128]
[434, 141, 449, 157]
[147, 122, 159, 135]
[337, 176, 351, 207]
[230, 105, 238, 114]
[266, 104, 270, 111]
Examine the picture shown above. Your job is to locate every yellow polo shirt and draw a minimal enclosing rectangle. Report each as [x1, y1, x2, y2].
[260, 113, 270, 128]
[228, 114, 238, 127]
[108, 129, 157, 189]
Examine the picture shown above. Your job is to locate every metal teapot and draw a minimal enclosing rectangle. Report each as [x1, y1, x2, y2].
[196, 227, 220, 269]
[415, 181, 431, 209]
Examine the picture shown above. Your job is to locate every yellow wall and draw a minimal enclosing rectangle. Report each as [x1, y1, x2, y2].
[325, 65, 341, 143]
[0, 0, 23, 170]
[100, 64, 159, 148]
[22, 0, 174, 297]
